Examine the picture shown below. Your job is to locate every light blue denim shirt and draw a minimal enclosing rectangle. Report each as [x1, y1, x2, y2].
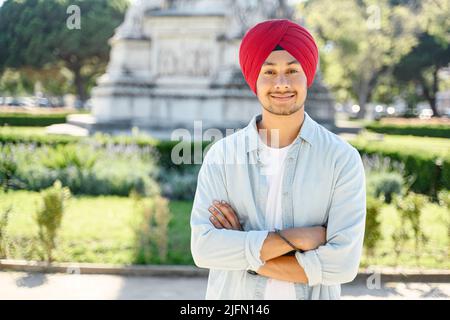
[190, 111, 366, 300]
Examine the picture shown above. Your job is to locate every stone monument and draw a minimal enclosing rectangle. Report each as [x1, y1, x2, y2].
[68, 0, 335, 139]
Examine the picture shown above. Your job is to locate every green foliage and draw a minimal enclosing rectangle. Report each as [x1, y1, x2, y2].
[0, 199, 12, 259]
[392, 192, 429, 263]
[364, 196, 383, 258]
[142, 139, 210, 172]
[0, 66, 71, 96]
[0, 127, 211, 163]
[419, 0, 450, 44]
[132, 192, 172, 264]
[35, 180, 71, 262]
[159, 166, 201, 200]
[363, 153, 411, 203]
[41, 144, 98, 170]
[393, 32, 450, 116]
[0, 113, 68, 126]
[0, 126, 78, 145]
[301, 0, 419, 115]
[367, 171, 404, 204]
[0, 0, 128, 101]
[0, 144, 24, 191]
[0, 69, 34, 95]
[365, 122, 450, 139]
[2, 142, 160, 197]
[2, 189, 448, 268]
[351, 135, 450, 196]
[437, 190, 450, 209]
[2, 127, 447, 197]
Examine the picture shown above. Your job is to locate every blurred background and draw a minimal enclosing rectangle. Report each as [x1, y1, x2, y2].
[0, 0, 448, 299]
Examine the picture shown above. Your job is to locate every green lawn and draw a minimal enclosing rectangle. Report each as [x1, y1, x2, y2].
[350, 132, 450, 159]
[360, 202, 449, 269]
[1, 190, 448, 269]
[1, 190, 193, 265]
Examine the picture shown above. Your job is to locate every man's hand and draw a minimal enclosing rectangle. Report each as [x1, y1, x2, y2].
[208, 200, 243, 231]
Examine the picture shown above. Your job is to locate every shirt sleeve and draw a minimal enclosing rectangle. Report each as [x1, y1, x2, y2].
[190, 141, 269, 271]
[295, 147, 366, 286]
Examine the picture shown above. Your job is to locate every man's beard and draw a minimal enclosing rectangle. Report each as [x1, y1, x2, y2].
[263, 102, 304, 116]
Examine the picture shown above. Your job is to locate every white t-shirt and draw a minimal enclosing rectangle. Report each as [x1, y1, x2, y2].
[259, 140, 297, 300]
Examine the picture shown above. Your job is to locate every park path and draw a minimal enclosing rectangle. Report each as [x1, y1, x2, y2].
[0, 271, 448, 300]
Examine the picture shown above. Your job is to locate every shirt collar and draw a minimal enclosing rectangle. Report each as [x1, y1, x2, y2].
[244, 111, 316, 154]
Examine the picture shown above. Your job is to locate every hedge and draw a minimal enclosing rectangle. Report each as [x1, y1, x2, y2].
[1, 129, 448, 196]
[0, 113, 70, 127]
[350, 139, 449, 197]
[0, 130, 210, 171]
[365, 122, 450, 139]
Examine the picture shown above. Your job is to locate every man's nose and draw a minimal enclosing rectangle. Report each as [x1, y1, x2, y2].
[274, 74, 290, 90]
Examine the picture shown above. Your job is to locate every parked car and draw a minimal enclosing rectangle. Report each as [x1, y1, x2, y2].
[7, 97, 25, 106]
[35, 97, 53, 107]
[419, 108, 433, 119]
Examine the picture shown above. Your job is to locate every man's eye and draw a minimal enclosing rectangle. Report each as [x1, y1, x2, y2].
[288, 69, 298, 74]
[265, 70, 275, 75]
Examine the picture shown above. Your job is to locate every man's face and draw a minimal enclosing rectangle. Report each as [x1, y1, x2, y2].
[256, 50, 308, 116]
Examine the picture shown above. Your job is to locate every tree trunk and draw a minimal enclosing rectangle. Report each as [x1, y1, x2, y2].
[420, 69, 440, 117]
[71, 63, 87, 108]
[356, 78, 372, 119]
[355, 68, 382, 119]
[431, 66, 440, 117]
[356, 94, 367, 119]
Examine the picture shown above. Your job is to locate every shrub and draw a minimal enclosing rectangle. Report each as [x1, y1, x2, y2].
[353, 140, 449, 196]
[393, 192, 429, 264]
[158, 165, 201, 200]
[35, 180, 71, 262]
[437, 190, 450, 243]
[1, 130, 211, 173]
[0, 144, 25, 191]
[0, 113, 68, 126]
[0, 129, 77, 146]
[367, 171, 404, 204]
[365, 123, 450, 139]
[40, 144, 98, 171]
[363, 154, 407, 203]
[437, 190, 450, 209]
[1, 142, 160, 197]
[364, 196, 383, 258]
[0, 201, 12, 259]
[132, 192, 171, 264]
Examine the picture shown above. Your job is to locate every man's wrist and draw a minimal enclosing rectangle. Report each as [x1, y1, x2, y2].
[274, 229, 304, 252]
[283, 227, 306, 251]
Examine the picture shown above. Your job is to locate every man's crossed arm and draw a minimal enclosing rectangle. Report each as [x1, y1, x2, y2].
[208, 200, 326, 284]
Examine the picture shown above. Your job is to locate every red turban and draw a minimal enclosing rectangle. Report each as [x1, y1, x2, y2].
[239, 19, 319, 94]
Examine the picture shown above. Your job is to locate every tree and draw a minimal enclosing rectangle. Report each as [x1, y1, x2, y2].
[299, 0, 420, 118]
[0, 69, 34, 96]
[419, 0, 450, 45]
[393, 32, 450, 116]
[0, 0, 128, 105]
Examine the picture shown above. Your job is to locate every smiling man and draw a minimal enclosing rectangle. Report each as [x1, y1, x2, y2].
[190, 19, 366, 300]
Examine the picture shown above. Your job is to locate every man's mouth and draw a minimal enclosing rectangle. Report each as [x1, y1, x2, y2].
[270, 93, 296, 101]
